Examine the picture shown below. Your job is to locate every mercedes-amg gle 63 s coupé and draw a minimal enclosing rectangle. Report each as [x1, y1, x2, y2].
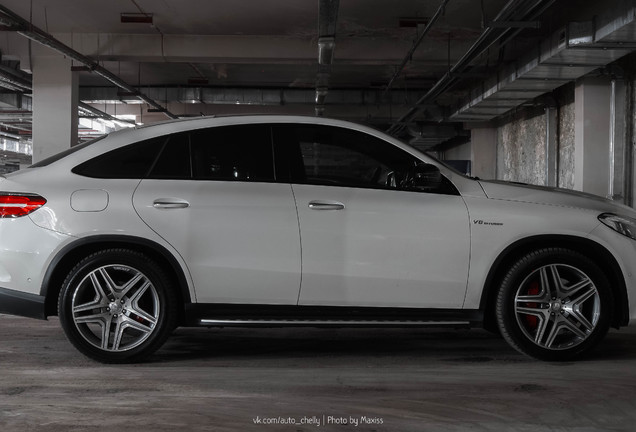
[0, 115, 635, 363]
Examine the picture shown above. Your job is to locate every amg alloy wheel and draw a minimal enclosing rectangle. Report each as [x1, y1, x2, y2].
[496, 248, 612, 361]
[59, 249, 177, 363]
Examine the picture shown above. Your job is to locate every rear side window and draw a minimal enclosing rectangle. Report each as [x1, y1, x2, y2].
[72, 137, 164, 179]
[31, 136, 106, 168]
[190, 125, 274, 181]
[147, 132, 191, 179]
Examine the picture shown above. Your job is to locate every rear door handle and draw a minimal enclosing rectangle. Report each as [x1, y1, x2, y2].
[153, 198, 190, 209]
[308, 200, 345, 211]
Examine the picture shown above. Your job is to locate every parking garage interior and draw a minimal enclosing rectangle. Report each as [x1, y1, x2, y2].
[1, 0, 636, 430]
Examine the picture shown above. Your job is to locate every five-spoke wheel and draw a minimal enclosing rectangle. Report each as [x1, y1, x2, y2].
[59, 249, 177, 363]
[497, 248, 612, 361]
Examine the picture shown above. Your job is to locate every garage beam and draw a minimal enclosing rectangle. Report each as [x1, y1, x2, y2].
[0, 4, 177, 120]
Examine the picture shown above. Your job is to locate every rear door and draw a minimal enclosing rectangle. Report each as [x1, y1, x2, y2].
[133, 125, 302, 304]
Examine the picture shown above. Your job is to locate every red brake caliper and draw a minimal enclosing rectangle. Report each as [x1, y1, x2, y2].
[525, 280, 540, 329]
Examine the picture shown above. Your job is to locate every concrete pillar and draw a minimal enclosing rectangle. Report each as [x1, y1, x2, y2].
[574, 77, 612, 197]
[32, 54, 78, 163]
[545, 107, 558, 187]
[470, 127, 497, 180]
[609, 79, 627, 203]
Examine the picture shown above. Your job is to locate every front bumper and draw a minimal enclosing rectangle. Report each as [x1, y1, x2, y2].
[0, 287, 47, 320]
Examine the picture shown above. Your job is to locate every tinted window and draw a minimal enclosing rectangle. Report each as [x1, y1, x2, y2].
[274, 125, 419, 190]
[72, 137, 164, 179]
[190, 125, 274, 181]
[148, 132, 191, 179]
[31, 136, 106, 168]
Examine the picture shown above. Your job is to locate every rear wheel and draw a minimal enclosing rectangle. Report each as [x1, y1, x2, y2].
[58, 249, 177, 363]
[496, 248, 612, 361]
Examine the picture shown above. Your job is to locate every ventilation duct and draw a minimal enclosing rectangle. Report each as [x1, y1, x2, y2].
[451, 4, 636, 121]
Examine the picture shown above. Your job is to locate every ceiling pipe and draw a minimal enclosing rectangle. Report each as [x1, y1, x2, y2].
[0, 130, 21, 141]
[0, 78, 24, 92]
[78, 103, 136, 126]
[0, 4, 178, 120]
[0, 68, 31, 91]
[384, 0, 451, 94]
[0, 123, 31, 133]
[387, 0, 556, 135]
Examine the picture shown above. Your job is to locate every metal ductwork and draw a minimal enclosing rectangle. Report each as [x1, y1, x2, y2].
[0, 4, 178, 120]
[79, 86, 443, 111]
[384, 0, 451, 94]
[387, 0, 558, 135]
[451, 2, 636, 121]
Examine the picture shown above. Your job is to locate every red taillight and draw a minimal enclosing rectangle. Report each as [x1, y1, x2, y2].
[0, 194, 47, 218]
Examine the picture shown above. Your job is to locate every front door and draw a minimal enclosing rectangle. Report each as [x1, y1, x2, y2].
[274, 124, 470, 308]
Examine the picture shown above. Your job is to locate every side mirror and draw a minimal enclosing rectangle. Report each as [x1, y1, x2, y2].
[410, 163, 442, 191]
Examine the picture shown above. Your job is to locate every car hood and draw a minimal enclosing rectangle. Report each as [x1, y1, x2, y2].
[478, 180, 632, 214]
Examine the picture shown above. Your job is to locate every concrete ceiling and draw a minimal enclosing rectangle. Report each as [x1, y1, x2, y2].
[0, 0, 633, 151]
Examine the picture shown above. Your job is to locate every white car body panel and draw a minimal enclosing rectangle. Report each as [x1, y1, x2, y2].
[461, 196, 603, 308]
[293, 184, 471, 308]
[0, 170, 197, 301]
[133, 180, 302, 304]
[479, 180, 633, 211]
[586, 223, 636, 324]
[0, 215, 69, 295]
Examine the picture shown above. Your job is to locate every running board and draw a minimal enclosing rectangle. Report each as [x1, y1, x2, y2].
[199, 318, 472, 327]
[183, 304, 483, 328]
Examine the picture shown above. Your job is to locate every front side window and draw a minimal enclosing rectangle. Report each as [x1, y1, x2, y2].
[274, 125, 432, 191]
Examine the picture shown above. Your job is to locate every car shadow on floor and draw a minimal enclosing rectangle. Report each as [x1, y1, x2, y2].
[148, 326, 636, 365]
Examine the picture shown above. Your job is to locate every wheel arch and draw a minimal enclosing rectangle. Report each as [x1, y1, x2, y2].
[41, 235, 192, 322]
[480, 235, 629, 331]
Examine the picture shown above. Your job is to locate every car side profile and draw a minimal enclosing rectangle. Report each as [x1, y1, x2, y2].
[0, 115, 634, 363]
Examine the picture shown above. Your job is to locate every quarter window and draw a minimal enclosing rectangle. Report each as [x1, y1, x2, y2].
[72, 137, 164, 179]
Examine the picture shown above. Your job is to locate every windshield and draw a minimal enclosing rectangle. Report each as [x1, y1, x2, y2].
[423, 152, 473, 177]
[30, 136, 107, 168]
[389, 133, 471, 178]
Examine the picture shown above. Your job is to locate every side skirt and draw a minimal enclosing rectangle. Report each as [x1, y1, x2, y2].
[182, 304, 483, 328]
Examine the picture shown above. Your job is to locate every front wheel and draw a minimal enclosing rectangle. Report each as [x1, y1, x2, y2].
[496, 248, 612, 361]
[58, 249, 177, 363]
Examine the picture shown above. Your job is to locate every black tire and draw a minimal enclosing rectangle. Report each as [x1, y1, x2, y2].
[496, 248, 612, 361]
[58, 249, 177, 363]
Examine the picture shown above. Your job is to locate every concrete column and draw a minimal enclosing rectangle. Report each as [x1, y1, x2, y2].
[470, 127, 497, 180]
[574, 77, 612, 197]
[32, 53, 79, 163]
[609, 79, 627, 203]
[545, 107, 558, 187]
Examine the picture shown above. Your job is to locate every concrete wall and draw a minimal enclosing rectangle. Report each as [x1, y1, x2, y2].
[472, 128, 497, 180]
[557, 95, 576, 189]
[491, 74, 636, 203]
[443, 141, 471, 160]
[461, 54, 636, 203]
[497, 112, 547, 186]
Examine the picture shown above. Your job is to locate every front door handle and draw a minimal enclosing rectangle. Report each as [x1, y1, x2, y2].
[308, 200, 345, 211]
[153, 198, 190, 209]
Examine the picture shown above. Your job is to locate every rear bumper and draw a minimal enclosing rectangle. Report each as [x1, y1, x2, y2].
[0, 287, 47, 320]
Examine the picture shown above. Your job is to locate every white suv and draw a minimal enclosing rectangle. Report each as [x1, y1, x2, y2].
[0, 115, 634, 363]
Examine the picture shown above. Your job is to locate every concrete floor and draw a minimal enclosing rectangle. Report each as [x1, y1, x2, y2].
[1, 315, 636, 431]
